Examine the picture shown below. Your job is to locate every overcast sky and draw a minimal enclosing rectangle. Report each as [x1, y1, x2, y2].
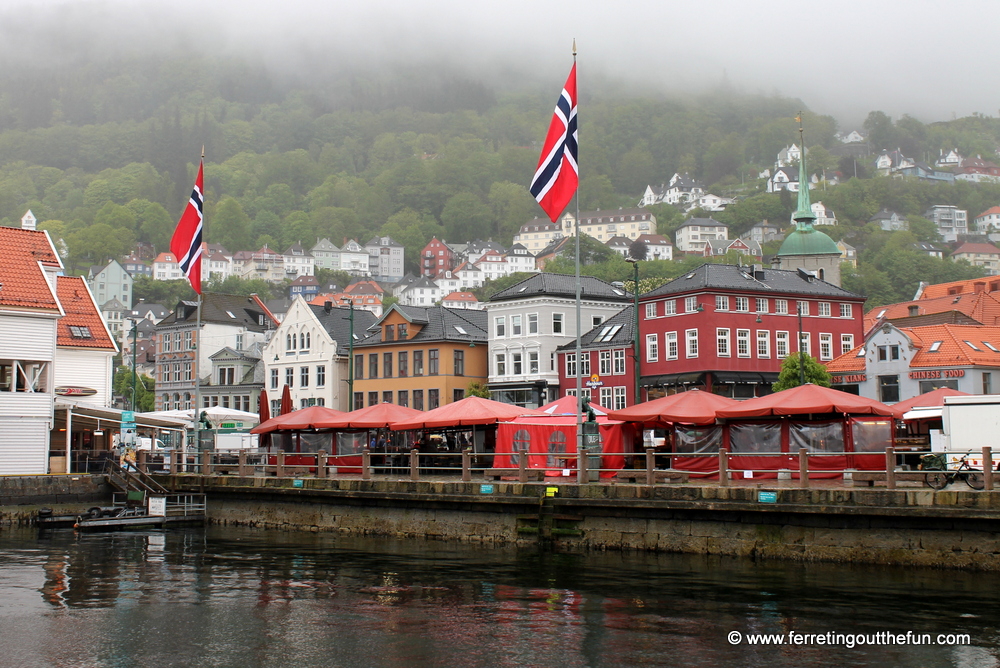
[3, 0, 998, 127]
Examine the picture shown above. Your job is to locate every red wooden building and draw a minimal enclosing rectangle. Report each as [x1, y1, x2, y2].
[420, 237, 455, 278]
[556, 305, 638, 409]
[636, 263, 866, 399]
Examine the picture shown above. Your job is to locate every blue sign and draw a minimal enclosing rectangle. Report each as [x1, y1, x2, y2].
[758, 491, 778, 504]
[293, 479, 304, 488]
[121, 422, 136, 430]
[122, 411, 135, 423]
[480, 484, 494, 494]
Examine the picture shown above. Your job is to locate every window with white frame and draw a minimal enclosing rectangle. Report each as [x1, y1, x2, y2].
[819, 333, 833, 360]
[552, 313, 564, 334]
[756, 298, 768, 313]
[529, 351, 539, 374]
[599, 350, 612, 375]
[645, 303, 656, 319]
[756, 330, 770, 358]
[717, 328, 730, 357]
[495, 316, 505, 337]
[646, 334, 659, 362]
[686, 329, 699, 357]
[685, 296, 698, 313]
[285, 367, 294, 387]
[613, 349, 625, 374]
[840, 333, 854, 355]
[600, 386, 613, 408]
[775, 299, 788, 315]
[664, 300, 676, 315]
[528, 313, 538, 334]
[840, 303, 852, 318]
[511, 315, 522, 335]
[735, 297, 749, 312]
[666, 332, 678, 359]
[737, 329, 751, 357]
[512, 352, 523, 374]
[818, 302, 831, 317]
[776, 331, 789, 358]
[798, 301, 810, 316]
[580, 352, 591, 376]
[715, 295, 729, 311]
[496, 353, 506, 376]
[317, 365, 326, 387]
[614, 386, 627, 410]
[799, 332, 811, 356]
[271, 368, 278, 389]
[565, 353, 577, 377]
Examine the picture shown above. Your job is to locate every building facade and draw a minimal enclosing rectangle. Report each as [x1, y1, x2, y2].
[556, 305, 637, 410]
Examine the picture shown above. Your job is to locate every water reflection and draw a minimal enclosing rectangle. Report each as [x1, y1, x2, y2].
[0, 526, 996, 667]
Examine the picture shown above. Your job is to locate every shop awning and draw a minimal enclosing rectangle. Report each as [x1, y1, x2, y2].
[640, 372, 706, 387]
[55, 401, 190, 431]
[711, 371, 779, 385]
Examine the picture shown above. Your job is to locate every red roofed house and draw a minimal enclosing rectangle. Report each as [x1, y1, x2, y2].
[441, 291, 483, 310]
[0, 220, 65, 474]
[863, 291, 1000, 332]
[951, 242, 1000, 275]
[975, 206, 1000, 237]
[54, 276, 119, 409]
[153, 252, 183, 280]
[420, 237, 455, 278]
[827, 322, 1000, 403]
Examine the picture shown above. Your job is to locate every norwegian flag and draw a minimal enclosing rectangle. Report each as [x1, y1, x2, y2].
[170, 160, 204, 295]
[530, 63, 578, 222]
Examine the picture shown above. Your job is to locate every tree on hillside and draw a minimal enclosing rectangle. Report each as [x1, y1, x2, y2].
[628, 239, 648, 261]
[113, 366, 155, 412]
[772, 352, 831, 392]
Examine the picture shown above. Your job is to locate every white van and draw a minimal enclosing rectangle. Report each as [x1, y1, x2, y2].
[136, 437, 168, 451]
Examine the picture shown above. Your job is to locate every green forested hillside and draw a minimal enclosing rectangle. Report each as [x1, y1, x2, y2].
[1, 50, 999, 308]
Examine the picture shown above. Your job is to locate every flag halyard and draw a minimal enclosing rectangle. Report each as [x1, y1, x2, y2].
[170, 160, 205, 295]
[530, 63, 578, 222]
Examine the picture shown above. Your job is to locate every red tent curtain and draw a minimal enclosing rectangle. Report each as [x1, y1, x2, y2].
[494, 419, 626, 478]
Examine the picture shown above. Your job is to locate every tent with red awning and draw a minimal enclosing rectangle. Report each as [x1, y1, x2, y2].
[607, 389, 738, 426]
[889, 387, 970, 419]
[322, 402, 424, 429]
[391, 396, 538, 430]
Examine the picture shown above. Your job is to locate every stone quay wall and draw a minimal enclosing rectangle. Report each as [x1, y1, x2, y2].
[0, 475, 112, 527]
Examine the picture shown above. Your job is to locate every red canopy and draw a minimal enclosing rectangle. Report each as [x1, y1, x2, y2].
[322, 402, 425, 429]
[607, 389, 738, 425]
[391, 396, 537, 429]
[251, 405, 346, 434]
[537, 395, 608, 415]
[890, 387, 970, 419]
[280, 384, 293, 415]
[716, 383, 894, 419]
[257, 388, 271, 448]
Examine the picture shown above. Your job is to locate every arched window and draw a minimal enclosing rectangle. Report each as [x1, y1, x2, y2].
[300, 333, 306, 349]
[161, 393, 169, 409]
[547, 431, 567, 469]
[173, 393, 181, 410]
[513, 429, 531, 466]
[286, 334, 292, 350]
[184, 392, 191, 410]
[818, 268, 826, 280]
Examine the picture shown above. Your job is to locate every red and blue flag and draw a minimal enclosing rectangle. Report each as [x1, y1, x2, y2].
[170, 160, 204, 295]
[530, 63, 578, 222]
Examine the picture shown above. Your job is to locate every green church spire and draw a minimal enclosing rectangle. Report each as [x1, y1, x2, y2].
[793, 111, 816, 226]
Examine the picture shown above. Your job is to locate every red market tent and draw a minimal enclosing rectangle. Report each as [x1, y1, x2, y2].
[280, 384, 293, 415]
[257, 388, 271, 450]
[890, 387, 970, 419]
[391, 396, 538, 430]
[323, 403, 425, 429]
[711, 384, 894, 479]
[607, 389, 738, 425]
[494, 397, 628, 478]
[715, 383, 894, 419]
[251, 405, 347, 434]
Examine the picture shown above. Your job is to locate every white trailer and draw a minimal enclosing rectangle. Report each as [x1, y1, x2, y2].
[938, 395, 1000, 469]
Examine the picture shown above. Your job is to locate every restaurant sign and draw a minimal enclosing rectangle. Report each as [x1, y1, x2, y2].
[909, 369, 965, 380]
[831, 374, 867, 384]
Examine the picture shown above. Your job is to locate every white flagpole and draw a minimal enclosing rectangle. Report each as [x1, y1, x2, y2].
[571, 41, 585, 482]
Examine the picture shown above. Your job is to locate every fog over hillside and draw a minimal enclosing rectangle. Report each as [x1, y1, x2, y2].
[2, 0, 998, 127]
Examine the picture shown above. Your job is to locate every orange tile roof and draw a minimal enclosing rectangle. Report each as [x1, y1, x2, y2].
[952, 242, 1000, 256]
[917, 277, 1000, 300]
[977, 206, 1000, 219]
[0, 226, 62, 312]
[443, 291, 478, 301]
[55, 276, 117, 350]
[154, 252, 178, 263]
[825, 346, 867, 373]
[864, 291, 1000, 330]
[903, 324, 1000, 368]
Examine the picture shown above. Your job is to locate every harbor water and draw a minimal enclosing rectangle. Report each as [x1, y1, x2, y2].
[0, 526, 998, 667]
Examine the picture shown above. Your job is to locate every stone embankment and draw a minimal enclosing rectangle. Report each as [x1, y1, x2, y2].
[0, 475, 111, 526]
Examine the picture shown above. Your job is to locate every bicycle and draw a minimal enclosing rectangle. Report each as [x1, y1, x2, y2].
[921, 453, 985, 490]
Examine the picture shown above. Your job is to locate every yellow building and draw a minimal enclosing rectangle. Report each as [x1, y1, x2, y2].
[352, 305, 488, 410]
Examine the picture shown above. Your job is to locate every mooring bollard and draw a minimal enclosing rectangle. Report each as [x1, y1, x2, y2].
[646, 447, 655, 486]
[984, 446, 994, 491]
[201, 451, 211, 476]
[577, 445, 587, 484]
[136, 450, 148, 473]
[238, 449, 249, 477]
[362, 447, 371, 480]
[410, 449, 419, 481]
[170, 449, 180, 475]
[885, 446, 896, 489]
[719, 448, 730, 487]
[276, 451, 286, 478]
[799, 448, 809, 489]
[317, 450, 327, 479]
[462, 448, 471, 482]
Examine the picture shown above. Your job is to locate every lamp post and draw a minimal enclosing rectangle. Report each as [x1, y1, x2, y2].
[625, 257, 641, 405]
[128, 319, 138, 410]
[797, 302, 805, 387]
[341, 298, 355, 410]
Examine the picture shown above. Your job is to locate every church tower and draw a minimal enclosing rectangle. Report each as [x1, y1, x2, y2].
[773, 115, 843, 286]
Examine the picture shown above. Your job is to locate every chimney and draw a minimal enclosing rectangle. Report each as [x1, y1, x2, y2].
[908, 305, 919, 317]
[324, 301, 333, 313]
[975, 281, 986, 294]
[21, 210, 36, 230]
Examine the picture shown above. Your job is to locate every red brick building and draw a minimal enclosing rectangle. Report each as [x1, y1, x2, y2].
[557, 306, 637, 410]
[636, 264, 866, 398]
[420, 237, 455, 278]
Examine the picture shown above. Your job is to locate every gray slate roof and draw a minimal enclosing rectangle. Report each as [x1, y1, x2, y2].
[309, 304, 378, 348]
[159, 293, 271, 330]
[557, 305, 635, 352]
[677, 217, 728, 230]
[356, 305, 488, 346]
[489, 272, 632, 303]
[643, 264, 863, 300]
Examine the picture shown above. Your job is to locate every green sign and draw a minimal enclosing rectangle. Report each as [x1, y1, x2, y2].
[480, 484, 494, 494]
[122, 411, 135, 423]
[293, 479, 304, 488]
[121, 422, 136, 430]
[221, 423, 235, 429]
[758, 491, 778, 504]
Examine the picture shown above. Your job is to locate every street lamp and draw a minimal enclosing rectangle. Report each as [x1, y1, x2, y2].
[341, 298, 355, 410]
[625, 257, 641, 405]
[128, 319, 138, 411]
